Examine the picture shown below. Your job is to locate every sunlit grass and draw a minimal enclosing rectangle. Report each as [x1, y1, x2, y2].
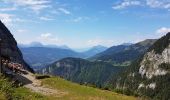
[0, 75, 137, 100]
[12, 87, 48, 100]
[41, 76, 137, 100]
[0, 92, 6, 100]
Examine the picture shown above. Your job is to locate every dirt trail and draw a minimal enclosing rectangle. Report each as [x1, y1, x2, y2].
[22, 72, 59, 95]
[3, 63, 66, 96]
[14, 71, 65, 96]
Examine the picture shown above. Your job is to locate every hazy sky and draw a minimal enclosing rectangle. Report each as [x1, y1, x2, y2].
[0, 0, 170, 48]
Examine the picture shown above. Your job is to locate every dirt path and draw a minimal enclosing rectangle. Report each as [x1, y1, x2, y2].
[22, 72, 59, 95]
[3, 66, 67, 96]
[24, 84, 58, 96]
[13, 71, 65, 96]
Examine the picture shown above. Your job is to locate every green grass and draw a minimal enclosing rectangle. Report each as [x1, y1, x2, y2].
[40, 76, 137, 100]
[0, 75, 137, 100]
[0, 75, 47, 100]
[0, 92, 6, 100]
[12, 87, 48, 100]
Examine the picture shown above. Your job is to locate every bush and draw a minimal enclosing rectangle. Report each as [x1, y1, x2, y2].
[35, 75, 50, 79]
[0, 75, 14, 99]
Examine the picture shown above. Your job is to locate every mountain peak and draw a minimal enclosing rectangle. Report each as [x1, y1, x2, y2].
[91, 45, 107, 50]
[29, 42, 44, 47]
[121, 43, 133, 46]
[82, 45, 108, 58]
[136, 39, 157, 47]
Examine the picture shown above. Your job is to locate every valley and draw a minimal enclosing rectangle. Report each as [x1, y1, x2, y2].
[20, 45, 107, 70]
[0, 0, 170, 99]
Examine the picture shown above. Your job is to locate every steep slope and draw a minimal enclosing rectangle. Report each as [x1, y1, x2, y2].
[0, 74, 137, 100]
[90, 39, 156, 65]
[40, 57, 122, 87]
[20, 47, 84, 70]
[0, 21, 33, 72]
[82, 45, 108, 58]
[107, 33, 170, 100]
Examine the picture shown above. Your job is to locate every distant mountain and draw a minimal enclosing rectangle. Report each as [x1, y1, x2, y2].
[19, 42, 70, 50]
[29, 42, 44, 47]
[90, 39, 157, 65]
[82, 45, 108, 58]
[18, 42, 43, 48]
[0, 21, 33, 72]
[39, 57, 123, 87]
[106, 33, 170, 99]
[45, 44, 70, 49]
[20, 45, 108, 71]
[20, 47, 85, 70]
[121, 43, 133, 46]
[74, 48, 90, 52]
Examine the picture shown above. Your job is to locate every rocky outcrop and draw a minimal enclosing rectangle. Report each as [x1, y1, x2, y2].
[90, 39, 156, 65]
[107, 33, 170, 100]
[138, 83, 156, 90]
[139, 44, 170, 79]
[0, 21, 34, 73]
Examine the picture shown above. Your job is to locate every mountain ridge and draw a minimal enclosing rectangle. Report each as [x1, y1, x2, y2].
[0, 20, 33, 72]
[106, 33, 170, 99]
[90, 39, 157, 65]
[39, 57, 123, 87]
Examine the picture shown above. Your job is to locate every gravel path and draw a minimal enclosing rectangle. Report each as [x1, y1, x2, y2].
[13, 71, 65, 96]
[22, 72, 59, 95]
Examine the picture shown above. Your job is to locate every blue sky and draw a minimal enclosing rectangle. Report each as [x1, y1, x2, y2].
[0, 0, 170, 48]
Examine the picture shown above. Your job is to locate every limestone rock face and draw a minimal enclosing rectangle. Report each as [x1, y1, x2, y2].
[139, 44, 170, 79]
[0, 21, 34, 72]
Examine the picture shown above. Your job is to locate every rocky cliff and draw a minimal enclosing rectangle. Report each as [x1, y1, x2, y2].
[0, 21, 34, 73]
[139, 44, 170, 79]
[107, 33, 170, 100]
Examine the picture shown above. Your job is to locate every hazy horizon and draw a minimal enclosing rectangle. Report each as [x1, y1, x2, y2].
[0, 0, 170, 48]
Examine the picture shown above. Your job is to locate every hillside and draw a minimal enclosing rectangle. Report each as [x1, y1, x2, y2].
[82, 45, 108, 58]
[39, 57, 123, 87]
[90, 39, 156, 66]
[0, 21, 33, 72]
[106, 33, 170, 100]
[0, 74, 137, 100]
[20, 47, 84, 70]
[20, 45, 107, 71]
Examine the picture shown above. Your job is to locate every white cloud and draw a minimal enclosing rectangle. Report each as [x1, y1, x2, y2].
[16, 29, 28, 33]
[67, 17, 90, 23]
[0, 13, 38, 26]
[73, 17, 83, 22]
[39, 16, 54, 21]
[58, 8, 71, 15]
[87, 39, 103, 46]
[0, 13, 13, 25]
[2, 0, 51, 13]
[1, 0, 72, 23]
[40, 33, 52, 38]
[146, 0, 163, 8]
[0, 7, 17, 11]
[87, 38, 114, 46]
[156, 27, 170, 35]
[38, 33, 62, 44]
[113, 0, 170, 10]
[112, 0, 141, 9]
[146, 0, 170, 9]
